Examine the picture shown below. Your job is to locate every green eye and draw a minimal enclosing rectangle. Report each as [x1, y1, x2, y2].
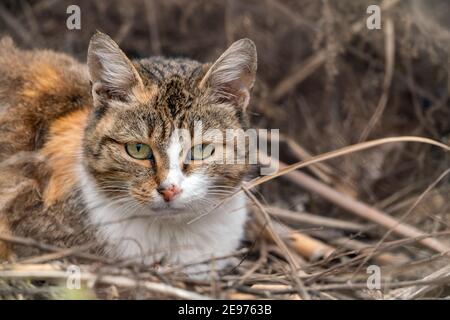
[125, 143, 153, 160]
[190, 144, 215, 160]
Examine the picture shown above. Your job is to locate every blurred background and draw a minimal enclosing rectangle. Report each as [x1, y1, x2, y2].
[0, 0, 449, 298]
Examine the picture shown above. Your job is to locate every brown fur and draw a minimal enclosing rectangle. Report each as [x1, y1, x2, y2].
[22, 63, 63, 99]
[0, 37, 91, 159]
[0, 38, 94, 255]
[0, 216, 11, 260]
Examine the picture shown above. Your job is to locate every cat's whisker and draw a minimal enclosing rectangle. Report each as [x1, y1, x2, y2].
[206, 190, 235, 195]
[207, 188, 239, 194]
[207, 187, 237, 192]
[209, 185, 238, 189]
[93, 202, 151, 228]
[94, 187, 130, 193]
[205, 192, 236, 198]
[208, 187, 239, 192]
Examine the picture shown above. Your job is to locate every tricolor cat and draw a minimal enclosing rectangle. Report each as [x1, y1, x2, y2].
[0, 32, 257, 276]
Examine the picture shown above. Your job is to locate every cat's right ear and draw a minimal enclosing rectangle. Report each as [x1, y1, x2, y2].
[87, 32, 144, 105]
[199, 39, 257, 111]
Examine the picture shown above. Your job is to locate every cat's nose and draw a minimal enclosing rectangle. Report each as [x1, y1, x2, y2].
[157, 184, 182, 202]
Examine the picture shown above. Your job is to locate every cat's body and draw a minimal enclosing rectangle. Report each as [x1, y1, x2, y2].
[0, 34, 257, 275]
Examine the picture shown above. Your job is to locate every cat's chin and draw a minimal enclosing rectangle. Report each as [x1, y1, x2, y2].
[145, 208, 201, 222]
[146, 201, 214, 220]
[151, 206, 189, 215]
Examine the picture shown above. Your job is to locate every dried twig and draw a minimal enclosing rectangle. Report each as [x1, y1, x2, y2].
[389, 265, 450, 299]
[271, 0, 401, 100]
[330, 237, 409, 266]
[359, 17, 395, 142]
[144, 0, 162, 54]
[266, 206, 367, 232]
[275, 133, 334, 184]
[261, 157, 449, 254]
[0, 234, 111, 264]
[0, 264, 210, 300]
[191, 137, 449, 226]
[247, 277, 450, 294]
[0, 4, 34, 45]
[263, 220, 336, 262]
[254, 136, 450, 189]
[242, 185, 311, 300]
[353, 168, 450, 275]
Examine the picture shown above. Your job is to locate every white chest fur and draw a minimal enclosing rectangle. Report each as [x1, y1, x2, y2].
[79, 166, 247, 274]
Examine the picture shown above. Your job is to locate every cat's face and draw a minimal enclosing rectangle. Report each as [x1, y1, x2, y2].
[82, 33, 256, 217]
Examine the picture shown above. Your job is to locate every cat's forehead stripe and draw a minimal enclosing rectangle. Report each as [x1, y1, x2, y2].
[138, 57, 203, 84]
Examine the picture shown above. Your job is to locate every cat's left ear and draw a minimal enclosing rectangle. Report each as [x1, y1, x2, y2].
[200, 39, 257, 111]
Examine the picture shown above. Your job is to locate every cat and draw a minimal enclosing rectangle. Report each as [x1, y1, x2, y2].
[0, 32, 257, 276]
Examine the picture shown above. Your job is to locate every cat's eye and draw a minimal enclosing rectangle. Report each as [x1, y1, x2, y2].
[125, 143, 153, 160]
[190, 144, 215, 160]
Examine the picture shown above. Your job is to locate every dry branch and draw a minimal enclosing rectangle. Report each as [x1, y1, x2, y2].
[389, 265, 450, 299]
[266, 206, 367, 232]
[243, 186, 311, 299]
[262, 157, 449, 254]
[271, 0, 401, 100]
[358, 17, 395, 142]
[0, 264, 210, 300]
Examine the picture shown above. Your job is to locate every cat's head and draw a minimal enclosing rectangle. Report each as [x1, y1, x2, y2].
[81, 32, 256, 217]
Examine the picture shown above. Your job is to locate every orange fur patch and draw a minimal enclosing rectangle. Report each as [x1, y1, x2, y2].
[41, 108, 89, 207]
[22, 63, 61, 99]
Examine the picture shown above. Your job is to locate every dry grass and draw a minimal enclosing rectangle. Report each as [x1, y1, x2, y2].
[0, 0, 449, 299]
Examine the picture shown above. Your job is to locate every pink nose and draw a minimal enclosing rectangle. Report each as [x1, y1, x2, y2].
[157, 184, 181, 202]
